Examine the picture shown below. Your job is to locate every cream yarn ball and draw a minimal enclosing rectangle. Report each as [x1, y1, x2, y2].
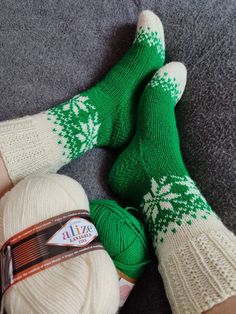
[0, 174, 119, 314]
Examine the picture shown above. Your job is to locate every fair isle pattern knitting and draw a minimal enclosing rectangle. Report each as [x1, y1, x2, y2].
[45, 27, 165, 161]
[109, 62, 188, 209]
[141, 176, 214, 245]
[134, 26, 165, 62]
[108, 62, 236, 314]
[0, 11, 165, 184]
[47, 94, 101, 161]
[148, 71, 182, 103]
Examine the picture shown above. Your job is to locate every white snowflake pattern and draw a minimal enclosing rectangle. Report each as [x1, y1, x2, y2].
[63, 95, 95, 115]
[142, 177, 180, 223]
[133, 27, 165, 61]
[141, 175, 214, 245]
[77, 112, 101, 153]
[173, 176, 208, 204]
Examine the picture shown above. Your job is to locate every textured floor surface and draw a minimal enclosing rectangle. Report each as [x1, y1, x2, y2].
[0, 1, 235, 313]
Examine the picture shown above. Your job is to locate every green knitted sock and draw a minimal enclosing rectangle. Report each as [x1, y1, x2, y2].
[0, 10, 165, 184]
[109, 61, 218, 241]
[109, 62, 189, 216]
[109, 62, 236, 314]
[47, 11, 165, 159]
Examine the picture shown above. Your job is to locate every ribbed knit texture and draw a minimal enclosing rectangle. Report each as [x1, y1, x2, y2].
[158, 222, 236, 314]
[109, 62, 236, 313]
[0, 10, 165, 184]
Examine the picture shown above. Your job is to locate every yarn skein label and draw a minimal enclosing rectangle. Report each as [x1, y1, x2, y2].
[118, 270, 135, 308]
[47, 217, 98, 247]
[119, 278, 135, 308]
[0, 210, 103, 296]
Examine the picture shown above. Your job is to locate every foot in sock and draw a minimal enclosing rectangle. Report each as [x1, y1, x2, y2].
[109, 61, 189, 213]
[0, 10, 165, 184]
[109, 62, 236, 313]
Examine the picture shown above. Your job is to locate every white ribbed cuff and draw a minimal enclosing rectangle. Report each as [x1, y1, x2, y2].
[158, 221, 236, 314]
[0, 113, 67, 184]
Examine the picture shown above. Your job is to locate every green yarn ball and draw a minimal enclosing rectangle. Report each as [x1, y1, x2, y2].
[89, 199, 150, 279]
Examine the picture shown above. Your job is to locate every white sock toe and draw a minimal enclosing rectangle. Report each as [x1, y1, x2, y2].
[157, 62, 187, 99]
[137, 10, 165, 49]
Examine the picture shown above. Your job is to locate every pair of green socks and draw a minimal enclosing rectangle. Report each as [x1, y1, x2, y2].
[0, 9, 235, 313]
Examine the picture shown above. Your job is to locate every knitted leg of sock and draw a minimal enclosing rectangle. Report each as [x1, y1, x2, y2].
[0, 10, 165, 184]
[109, 62, 236, 314]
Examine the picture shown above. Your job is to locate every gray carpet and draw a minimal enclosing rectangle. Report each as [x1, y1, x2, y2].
[0, 0, 235, 313]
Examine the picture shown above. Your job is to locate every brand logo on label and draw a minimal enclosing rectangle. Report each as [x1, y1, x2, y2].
[47, 217, 98, 247]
